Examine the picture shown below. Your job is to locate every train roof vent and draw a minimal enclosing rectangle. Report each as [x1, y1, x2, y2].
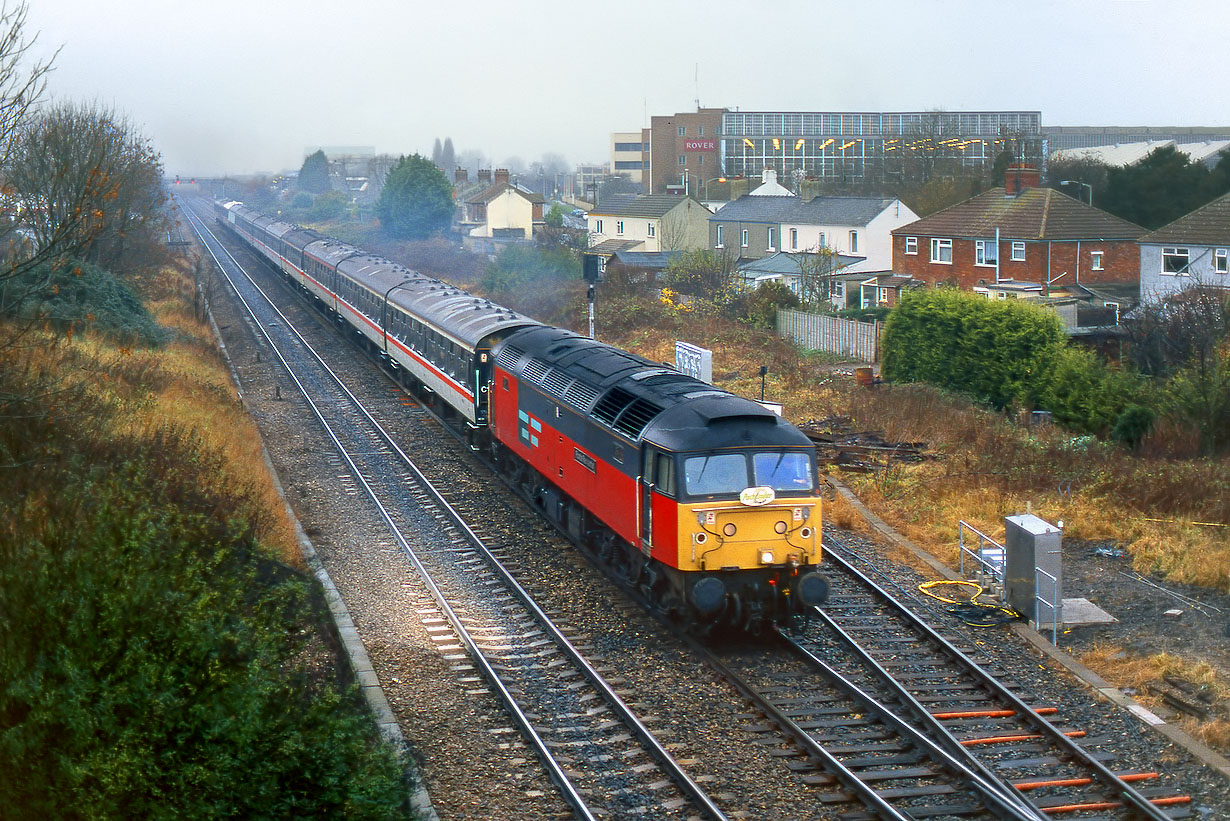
[523, 358, 550, 384]
[563, 380, 600, 409]
[496, 346, 524, 371]
[629, 368, 675, 380]
[684, 390, 728, 399]
[614, 397, 664, 439]
[541, 368, 573, 397]
[592, 386, 636, 428]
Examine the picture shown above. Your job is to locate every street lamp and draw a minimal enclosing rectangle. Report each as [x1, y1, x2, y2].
[1059, 180, 1092, 206]
[702, 177, 728, 202]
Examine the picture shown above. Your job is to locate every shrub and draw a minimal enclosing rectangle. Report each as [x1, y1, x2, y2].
[1037, 345, 1145, 435]
[731, 281, 799, 329]
[1112, 404, 1156, 450]
[882, 288, 1064, 410]
[1, 257, 166, 346]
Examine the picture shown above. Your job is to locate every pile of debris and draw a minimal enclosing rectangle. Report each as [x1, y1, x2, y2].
[799, 415, 928, 473]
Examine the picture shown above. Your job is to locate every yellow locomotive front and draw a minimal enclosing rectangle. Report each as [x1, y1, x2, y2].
[665, 449, 829, 627]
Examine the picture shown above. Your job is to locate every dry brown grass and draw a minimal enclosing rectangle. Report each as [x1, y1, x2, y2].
[1078, 644, 1230, 751]
[20, 257, 302, 569]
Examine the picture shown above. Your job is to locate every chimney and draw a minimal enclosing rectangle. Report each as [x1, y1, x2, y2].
[762, 168, 777, 185]
[454, 167, 468, 184]
[1004, 163, 1040, 196]
[477, 168, 492, 184]
[494, 168, 510, 185]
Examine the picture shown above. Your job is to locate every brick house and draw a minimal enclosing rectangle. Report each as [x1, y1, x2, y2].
[891, 167, 1147, 295]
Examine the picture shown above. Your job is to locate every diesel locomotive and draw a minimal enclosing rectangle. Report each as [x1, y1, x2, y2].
[215, 199, 829, 630]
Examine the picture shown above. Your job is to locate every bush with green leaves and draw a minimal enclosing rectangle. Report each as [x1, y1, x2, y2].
[1, 257, 166, 346]
[480, 243, 579, 295]
[1037, 344, 1145, 436]
[731, 280, 799, 329]
[0, 355, 411, 818]
[882, 288, 1064, 410]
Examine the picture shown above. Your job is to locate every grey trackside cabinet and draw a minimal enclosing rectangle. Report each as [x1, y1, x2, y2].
[1004, 514, 1062, 630]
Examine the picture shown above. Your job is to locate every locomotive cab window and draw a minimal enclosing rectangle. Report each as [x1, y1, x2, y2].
[753, 451, 814, 492]
[684, 453, 749, 497]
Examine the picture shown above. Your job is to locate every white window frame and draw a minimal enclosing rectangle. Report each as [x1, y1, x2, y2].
[877, 286, 889, 304]
[819, 232, 826, 248]
[905, 236, 917, 255]
[790, 228, 798, 250]
[616, 220, 624, 236]
[975, 239, 998, 267]
[1162, 246, 1190, 275]
[767, 227, 776, 251]
[849, 230, 859, 253]
[677, 155, 686, 166]
[1215, 248, 1228, 274]
[678, 125, 686, 136]
[1090, 250, 1104, 271]
[594, 218, 603, 234]
[1011, 241, 1026, 261]
[697, 125, 704, 136]
[715, 225, 724, 248]
[741, 229, 749, 248]
[930, 237, 953, 264]
[647, 222, 655, 238]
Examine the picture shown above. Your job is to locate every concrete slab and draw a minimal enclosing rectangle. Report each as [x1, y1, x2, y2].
[1061, 597, 1118, 627]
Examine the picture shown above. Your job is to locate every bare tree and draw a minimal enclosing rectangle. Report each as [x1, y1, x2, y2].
[5, 101, 167, 275]
[793, 246, 847, 309]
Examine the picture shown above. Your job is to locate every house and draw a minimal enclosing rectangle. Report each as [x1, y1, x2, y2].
[1138, 191, 1230, 302]
[891, 166, 1147, 294]
[709, 195, 798, 259]
[779, 196, 919, 270]
[586, 194, 711, 254]
[462, 168, 545, 240]
[858, 274, 919, 309]
[736, 251, 863, 304]
[709, 191, 917, 268]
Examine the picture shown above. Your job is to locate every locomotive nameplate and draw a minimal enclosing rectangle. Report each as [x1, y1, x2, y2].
[739, 486, 776, 506]
[573, 447, 597, 473]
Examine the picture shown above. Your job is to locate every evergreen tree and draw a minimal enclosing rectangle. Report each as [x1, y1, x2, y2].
[298, 149, 330, 194]
[441, 137, 455, 173]
[375, 153, 454, 240]
[431, 138, 442, 166]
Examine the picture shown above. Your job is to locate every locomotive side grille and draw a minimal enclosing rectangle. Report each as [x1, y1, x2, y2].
[495, 346, 523, 371]
[563, 380, 600, 410]
[592, 386, 636, 427]
[614, 398, 664, 439]
[523, 358, 550, 384]
[541, 368, 573, 397]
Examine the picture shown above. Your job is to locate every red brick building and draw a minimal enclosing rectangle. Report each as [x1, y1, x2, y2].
[891, 168, 1146, 295]
[647, 108, 727, 196]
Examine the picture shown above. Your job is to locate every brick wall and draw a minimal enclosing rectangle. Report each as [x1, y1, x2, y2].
[892, 235, 1140, 290]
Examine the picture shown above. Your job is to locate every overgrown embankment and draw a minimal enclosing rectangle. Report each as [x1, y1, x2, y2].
[0, 256, 413, 818]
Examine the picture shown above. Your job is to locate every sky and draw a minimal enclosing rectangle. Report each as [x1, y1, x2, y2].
[24, 0, 1230, 178]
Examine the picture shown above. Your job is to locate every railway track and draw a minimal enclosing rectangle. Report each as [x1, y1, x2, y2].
[179, 198, 727, 820]
[177, 195, 1219, 819]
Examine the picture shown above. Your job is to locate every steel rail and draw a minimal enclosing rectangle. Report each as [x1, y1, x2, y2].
[821, 539, 1175, 821]
[180, 197, 728, 821]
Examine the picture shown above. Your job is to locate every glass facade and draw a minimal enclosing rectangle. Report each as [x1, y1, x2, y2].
[720, 111, 1044, 184]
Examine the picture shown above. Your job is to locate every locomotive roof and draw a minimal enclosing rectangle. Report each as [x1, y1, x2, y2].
[496, 325, 811, 449]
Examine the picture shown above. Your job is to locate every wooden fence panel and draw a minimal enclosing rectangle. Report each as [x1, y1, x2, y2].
[777, 308, 880, 361]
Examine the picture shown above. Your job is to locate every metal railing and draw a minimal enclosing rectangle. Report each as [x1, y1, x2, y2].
[957, 521, 1005, 591]
[1035, 567, 1060, 644]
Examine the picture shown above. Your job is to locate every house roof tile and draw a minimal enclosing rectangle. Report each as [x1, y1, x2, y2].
[892, 187, 1146, 241]
[590, 194, 695, 218]
[1139, 191, 1230, 246]
[709, 195, 798, 223]
[782, 196, 898, 227]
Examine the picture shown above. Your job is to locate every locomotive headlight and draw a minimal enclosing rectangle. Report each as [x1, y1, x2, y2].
[694, 532, 708, 544]
[774, 520, 788, 534]
[760, 550, 774, 565]
[800, 526, 813, 539]
[722, 523, 737, 537]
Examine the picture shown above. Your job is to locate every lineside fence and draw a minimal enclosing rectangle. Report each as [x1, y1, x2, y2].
[777, 308, 882, 362]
